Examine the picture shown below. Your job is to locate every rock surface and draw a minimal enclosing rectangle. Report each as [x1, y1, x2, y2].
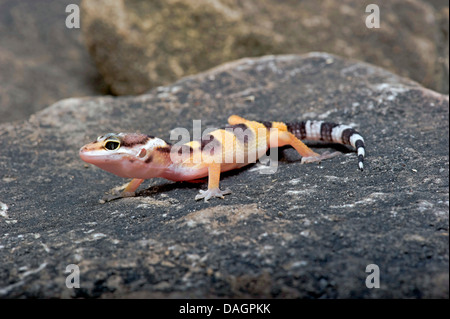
[0, 0, 107, 124]
[0, 53, 448, 298]
[81, 0, 449, 96]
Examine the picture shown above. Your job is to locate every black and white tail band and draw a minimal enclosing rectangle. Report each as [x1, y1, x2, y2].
[286, 120, 366, 171]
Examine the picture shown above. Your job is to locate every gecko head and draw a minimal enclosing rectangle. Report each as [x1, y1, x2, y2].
[79, 133, 168, 178]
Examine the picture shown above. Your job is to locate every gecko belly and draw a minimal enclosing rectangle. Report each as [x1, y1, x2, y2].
[161, 162, 248, 182]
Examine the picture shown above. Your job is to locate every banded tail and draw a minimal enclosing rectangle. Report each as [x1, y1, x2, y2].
[283, 120, 365, 170]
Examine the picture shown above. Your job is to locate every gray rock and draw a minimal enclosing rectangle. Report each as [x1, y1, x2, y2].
[0, 53, 448, 298]
[0, 0, 107, 124]
[81, 0, 449, 96]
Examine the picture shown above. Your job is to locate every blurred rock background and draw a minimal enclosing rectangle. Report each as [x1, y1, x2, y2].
[0, 0, 448, 123]
[0, 0, 108, 123]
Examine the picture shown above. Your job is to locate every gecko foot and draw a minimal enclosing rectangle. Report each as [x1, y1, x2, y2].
[301, 151, 341, 164]
[195, 188, 232, 202]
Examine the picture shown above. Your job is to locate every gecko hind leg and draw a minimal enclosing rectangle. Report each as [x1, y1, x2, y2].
[272, 131, 341, 166]
[195, 163, 231, 202]
[301, 151, 341, 164]
[195, 188, 232, 202]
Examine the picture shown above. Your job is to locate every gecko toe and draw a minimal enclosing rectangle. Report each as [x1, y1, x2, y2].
[195, 188, 232, 201]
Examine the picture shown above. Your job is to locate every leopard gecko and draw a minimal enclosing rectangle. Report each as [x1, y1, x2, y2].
[79, 115, 365, 201]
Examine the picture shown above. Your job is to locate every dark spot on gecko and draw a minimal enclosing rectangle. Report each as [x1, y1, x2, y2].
[200, 134, 222, 154]
[261, 121, 272, 129]
[121, 134, 150, 147]
[286, 122, 307, 140]
[145, 155, 153, 163]
[225, 123, 252, 146]
[176, 145, 194, 155]
[200, 135, 213, 150]
[341, 128, 355, 145]
[358, 154, 364, 162]
[226, 123, 248, 131]
[355, 139, 365, 150]
[320, 122, 339, 142]
[156, 146, 172, 153]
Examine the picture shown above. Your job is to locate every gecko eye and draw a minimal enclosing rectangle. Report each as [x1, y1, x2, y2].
[104, 140, 121, 151]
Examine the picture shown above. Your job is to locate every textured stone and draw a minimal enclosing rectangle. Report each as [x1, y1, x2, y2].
[0, 53, 448, 298]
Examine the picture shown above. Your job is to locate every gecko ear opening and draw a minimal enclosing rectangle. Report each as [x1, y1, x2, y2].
[104, 140, 121, 151]
[138, 148, 147, 158]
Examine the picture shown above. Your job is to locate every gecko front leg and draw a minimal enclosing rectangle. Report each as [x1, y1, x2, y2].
[102, 178, 145, 202]
[121, 178, 145, 197]
[195, 163, 231, 201]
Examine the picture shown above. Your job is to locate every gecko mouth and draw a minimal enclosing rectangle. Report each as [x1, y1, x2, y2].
[79, 147, 114, 163]
[79, 147, 137, 168]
